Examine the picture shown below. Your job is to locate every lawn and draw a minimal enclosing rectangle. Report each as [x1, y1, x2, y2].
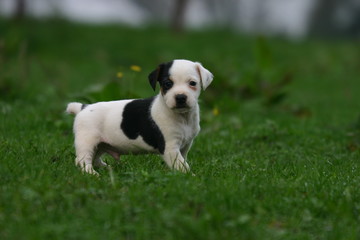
[1, 19, 360, 240]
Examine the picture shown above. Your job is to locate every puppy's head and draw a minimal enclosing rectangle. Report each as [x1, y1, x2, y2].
[148, 59, 213, 113]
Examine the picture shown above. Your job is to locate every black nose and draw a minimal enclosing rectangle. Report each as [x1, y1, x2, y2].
[175, 94, 187, 106]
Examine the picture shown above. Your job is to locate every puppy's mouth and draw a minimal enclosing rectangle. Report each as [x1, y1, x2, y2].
[173, 105, 191, 113]
[175, 102, 188, 109]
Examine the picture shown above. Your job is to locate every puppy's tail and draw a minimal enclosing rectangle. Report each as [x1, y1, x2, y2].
[66, 102, 86, 115]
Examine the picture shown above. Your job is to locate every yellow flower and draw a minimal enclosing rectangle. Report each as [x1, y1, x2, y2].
[130, 65, 142, 72]
[116, 72, 123, 78]
[212, 107, 219, 116]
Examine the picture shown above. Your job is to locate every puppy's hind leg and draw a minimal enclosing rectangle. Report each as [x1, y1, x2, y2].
[74, 133, 100, 175]
[93, 150, 108, 168]
[94, 142, 121, 168]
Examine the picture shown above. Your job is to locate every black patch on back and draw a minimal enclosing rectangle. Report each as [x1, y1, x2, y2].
[148, 61, 173, 95]
[121, 97, 165, 154]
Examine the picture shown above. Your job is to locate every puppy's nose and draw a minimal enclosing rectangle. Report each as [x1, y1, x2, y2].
[175, 94, 187, 106]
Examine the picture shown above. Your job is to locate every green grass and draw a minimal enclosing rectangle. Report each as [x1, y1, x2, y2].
[1, 19, 360, 239]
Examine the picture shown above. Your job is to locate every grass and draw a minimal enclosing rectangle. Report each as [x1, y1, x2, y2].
[1, 19, 360, 239]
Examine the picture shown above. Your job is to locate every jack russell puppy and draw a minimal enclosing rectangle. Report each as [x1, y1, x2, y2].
[66, 59, 213, 175]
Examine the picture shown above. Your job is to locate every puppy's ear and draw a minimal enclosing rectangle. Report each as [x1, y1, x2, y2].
[195, 62, 213, 90]
[148, 61, 173, 91]
[148, 66, 161, 91]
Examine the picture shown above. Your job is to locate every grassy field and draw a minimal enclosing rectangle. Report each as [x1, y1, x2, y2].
[1, 19, 360, 239]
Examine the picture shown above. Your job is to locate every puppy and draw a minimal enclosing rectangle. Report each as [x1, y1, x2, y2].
[66, 59, 213, 175]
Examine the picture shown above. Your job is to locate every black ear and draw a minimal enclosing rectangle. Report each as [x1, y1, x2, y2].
[148, 61, 173, 91]
[148, 66, 160, 91]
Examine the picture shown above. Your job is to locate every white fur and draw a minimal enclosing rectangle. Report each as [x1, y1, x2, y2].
[66, 102, 82, 115]
[66, 59, 213, 175]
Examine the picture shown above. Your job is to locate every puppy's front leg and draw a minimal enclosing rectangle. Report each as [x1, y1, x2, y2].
[180, 141, 193, 161]
[162, 146, 190, 173]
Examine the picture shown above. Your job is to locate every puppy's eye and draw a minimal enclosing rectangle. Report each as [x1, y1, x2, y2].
[189, 81, 197, 87]
[163, 80, 173, 89]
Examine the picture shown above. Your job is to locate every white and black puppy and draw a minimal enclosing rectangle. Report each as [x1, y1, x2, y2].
[66, 59, 213, 175]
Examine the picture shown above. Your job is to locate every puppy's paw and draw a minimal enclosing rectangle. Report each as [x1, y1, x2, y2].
[94, 159, 108, 168]
[84, 164, 99, 176]
[77, 161, 99, 176]
[175, 160, 190, 173]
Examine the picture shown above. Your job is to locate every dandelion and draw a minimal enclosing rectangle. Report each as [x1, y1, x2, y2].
[116, 72, 124, 78]
[212, 106, 219, 116]
[130, 65, 141, 72]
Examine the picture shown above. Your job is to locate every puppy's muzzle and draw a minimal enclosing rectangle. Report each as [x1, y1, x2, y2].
[175, 94, 188, 108]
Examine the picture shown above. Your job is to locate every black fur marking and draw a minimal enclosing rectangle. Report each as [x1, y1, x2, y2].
[148, 61, 173, 94]
[162, 79, 173, 93]
[121, 97, 165, 154]
[81, 104, 88, 110]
